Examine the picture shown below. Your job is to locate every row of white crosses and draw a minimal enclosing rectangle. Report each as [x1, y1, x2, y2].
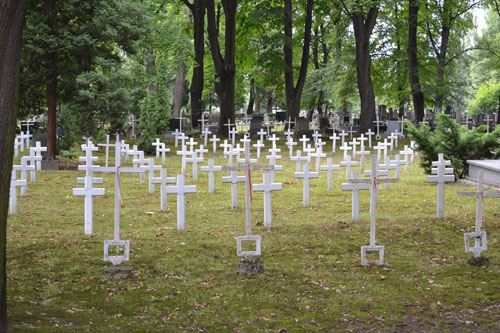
[13, 128, 33, 158]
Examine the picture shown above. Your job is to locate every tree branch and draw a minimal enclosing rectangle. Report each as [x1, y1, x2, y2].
[206, 0, 223, 72]
[426, 19, 440, 58]
[339, 0, 352, 19]
[445, 47, 500, 66]
[181, 0, 194, 12]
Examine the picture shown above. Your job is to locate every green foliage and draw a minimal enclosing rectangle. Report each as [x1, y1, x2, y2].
[137, 90, 171, 154]
[468, 81, 500, 116]
[406, 113, 500, 178]
[60, 150, 81, 159]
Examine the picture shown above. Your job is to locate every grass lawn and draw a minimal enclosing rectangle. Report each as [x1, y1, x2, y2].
[7, 136, 500, 331]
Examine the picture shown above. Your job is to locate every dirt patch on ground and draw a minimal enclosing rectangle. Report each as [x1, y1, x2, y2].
[58, 157, 79, 170]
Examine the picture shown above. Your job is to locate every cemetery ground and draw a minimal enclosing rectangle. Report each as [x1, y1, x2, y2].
[7, 138, 500, 331]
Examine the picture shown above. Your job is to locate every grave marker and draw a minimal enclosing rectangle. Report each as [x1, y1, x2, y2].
[341, 171, 369, 221]
[294, 163, 319, 206]
[151, 168, 176, 211]
[428, 153, 455, 218]
[9, 170, 27, 215]
[165, 174, 196, 230]
[253, 172, 282, 227]
[73, 175, 105, 234]
[320, 157, 340, 190]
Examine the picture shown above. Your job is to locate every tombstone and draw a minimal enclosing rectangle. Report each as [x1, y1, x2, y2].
[350, 155, 398, 266]
[341, 172, 369, 221]
[294, 163, 319, 207]
[73, 176, 105, 235]
[9, 170, 27, 215]
[320, 158, 340, 190]
[457, 171, 500, 263]
[253, 172, 282, 227]
[249, 115, 264, 139]
[165, 174, 196, 230]
[150, 168, 176, 211]
[378, 105, 387, 121]
[201, 159, 222, 193]
[428, 154, 455, 218]
[294, 117, 312, 140]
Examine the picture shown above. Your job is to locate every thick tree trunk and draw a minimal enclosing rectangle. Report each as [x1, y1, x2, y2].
[172, 59, 187, 119]
[351, 8, 378, 133]
[144, 48, 156, 94]
[207, 0, 237, 137]
[408, 0, 424, 122]
[183, 0, 206, 129]
[247, 77, 255, 115]
[0, 1, 27, 330]
[435, 25, 450, 110]
[44, 0, 57, 160]
[266, 89, 274, 115]
[283, 0, 314, 120]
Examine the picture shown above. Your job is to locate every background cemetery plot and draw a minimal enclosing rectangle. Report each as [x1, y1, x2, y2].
[6, 137, 500, 331]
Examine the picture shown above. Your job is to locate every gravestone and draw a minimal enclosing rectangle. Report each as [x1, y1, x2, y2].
[294, 117, 312, 140]
[249, 115, 264, 139]
[467, 160, 500, 188]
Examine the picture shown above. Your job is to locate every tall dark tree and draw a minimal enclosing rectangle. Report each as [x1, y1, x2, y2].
[0, 1, 27, 330]
[206, 0, 237, 137]
[283, 0, 314, 121]
[342, 0, 378, 133]
[44, 0, 57, 159]
[182, 0, 206, 128]
[409, 0, 424, 122]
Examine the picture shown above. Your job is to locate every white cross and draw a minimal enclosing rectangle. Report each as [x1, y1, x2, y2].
[484, 114, 493, 133]
[165, 174, 196, 230]
[253, 140, 265, 159]
[229, 127, 238, 146]
[320, 157, 340, 190]
[299, 134, 310, 151]
[150, 168, 176, 211]
[347, 126, 356, 140]
[365, 129, 374, 148]
[312, 130, 321, 143]
[284, 128, 294, 142]
[209, 135, 220, 153]
[341, 171, 369, 221]
[176, 143, 191, 175]
[268, 134, 280, 149]
[120, 140, 130, 162]
[152, 138, 163, 158]
[303, 144, 315, 163]
[428, 153, 455, 218]
[350, 155, 398, 266]
[355, 143, 370, 173]
[410, 141, 418, 161]
[202, 127, 212, 146]
[266, 147, 282, 182]
[73, 175, 105, 234]
[142, 158, 162, 193]
[173, 128, 181, 148]
[177, 133, 188, 150]
[132, 151, 148, 183]
[339, 142, 352, 161]
[220, 140, 231, 156]
[373, 143, 384, 163]
[349, 139, 360, 159]
[18, 132, 30, 152]
[399, 145, 413, 172]
[286, 137, 297, 158]
[291, 149, 308, 172]
[201, 159, 222, 193]
[457, 171, 500, 258]
[311, 142, 326, 173]
[257, 128, 267, 143]
[340, 155, 358, 179]
[253, 172, 282, 227]
[390, 154, 405, 179]
[329, 132, 339, 153]
[222, 168, 246, 209]
[9, 170, 27, 215]
[294, 163, 319, 206]
[398, 116, 405, 138]
[98, 134, 114, 167]
[157, 144, 170, 164]
[26, 148, 42, 182]
[186, 137, 198, 154]
[199, 115, 208, 133]
[285, 117, 296, 130]
[13, 157, 35, 196]
[186, 149, 204, 180]
[373, 116, 383, 140]
[338, 130, 348, 146]
[175, 114, 187, 132]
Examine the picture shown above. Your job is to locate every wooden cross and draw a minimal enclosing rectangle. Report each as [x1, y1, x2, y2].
[26, 147, 42, 182]
[152, 138, 163, 158]
[340, 155, 358, 179]
[14, 157, 35, 196]
[355, 142, 370, 173]
[257, 128, 267, 143]
[186, 149, 204, 180]
[349, 138, 360, 159]
[299, 134, 310, 151]
[253, 140, 265, 159]
[229, 127, 238, 146]
[176, 143, 192, 175]
[338, 130, 348, 146]
[484, 114, 493, 133]
[312, 142, 326, 173]
[157, 144, 170, 164]
[202, 127, 212, 146]
[339, 142, 352, 161]
[165, 174, 196, 230]
[286, 137, 297, 158]
[428, 153, 455, 218]
[350, 155, 398, 266]
[347, 126, 356, 140]
[175, 114, 187, 132]
[142, 158, 162, 193]
[312, 130, 321, 143]
[223, 143, 273, 256]
[457, 171, 500, 258]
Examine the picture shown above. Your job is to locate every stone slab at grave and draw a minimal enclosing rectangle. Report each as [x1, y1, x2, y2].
[151, 168, 176, 211]
[428, 153, 455, 218]
[9, 170, 27, 215]
[224, 143, 272, 274]
[294, 118, 312, 140]
[73, 175, 105, 235]
[253, 172, 282, 227]
[320, 157, 340, 190]
[466, 160, 500, 188]
[165, 174, 196, 230]
[457, 171, 500, 263]
[294, 163, 319, 207]
[201, 159, 222, 193]
[350, 155, 398, 266]
[342, 171, 369, 221]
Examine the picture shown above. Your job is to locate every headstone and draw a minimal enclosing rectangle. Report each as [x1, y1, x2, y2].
[253, 172, 282, 227]
[466, 160, 500, 188]
[294, 163, 319, 206]
[428, 153, 455, 218]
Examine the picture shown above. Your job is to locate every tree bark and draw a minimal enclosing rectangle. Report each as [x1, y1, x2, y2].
[183, 0, 206, 129]
[0, 1, 27, 330]
[351, 7, 378, 133]
[409, 0, 424, 122]
[246, 76, 255, 115]
[44, 0, 57, 160]
[172, 59, 187, 119]
[266, 89, 274, 114]
[207, 0, 237, 137]
[283, 0, 314, 120]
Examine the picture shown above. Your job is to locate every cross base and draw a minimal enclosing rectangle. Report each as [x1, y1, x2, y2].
[104, 239, 130, 266]
[464, 231, 487, 258]
[236, 235, 261, 257]
[361, 245, 384, 266]
[238, 256, 264, 275]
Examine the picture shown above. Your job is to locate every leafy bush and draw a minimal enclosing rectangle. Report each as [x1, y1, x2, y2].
[406, 113, 500, 179]
[137, 89, 171, 154]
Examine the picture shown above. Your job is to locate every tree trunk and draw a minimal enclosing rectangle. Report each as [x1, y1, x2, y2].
[172, 59, 187, 119]
[183, 0, 206, 129]
[408, 0, 424, 122]
[246, 77, 255, 115]
[45, 0, 57, 160]
[283, 0, 314, 120]
[435, 25, 450, 111]
[206, 0, 237, 137]
[351, 8, 378, 133]
[0, 1, 27, 330]
[395, 4, 405, 117]
[144, 48, 156, 94]
[266, 89, 274, 114]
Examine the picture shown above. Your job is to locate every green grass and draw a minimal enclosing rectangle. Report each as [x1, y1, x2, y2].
[7, 137, 500, 331]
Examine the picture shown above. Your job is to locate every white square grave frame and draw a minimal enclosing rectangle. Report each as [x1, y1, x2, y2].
[104, 239, 130, 266]
[236, 235, 262, 257]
